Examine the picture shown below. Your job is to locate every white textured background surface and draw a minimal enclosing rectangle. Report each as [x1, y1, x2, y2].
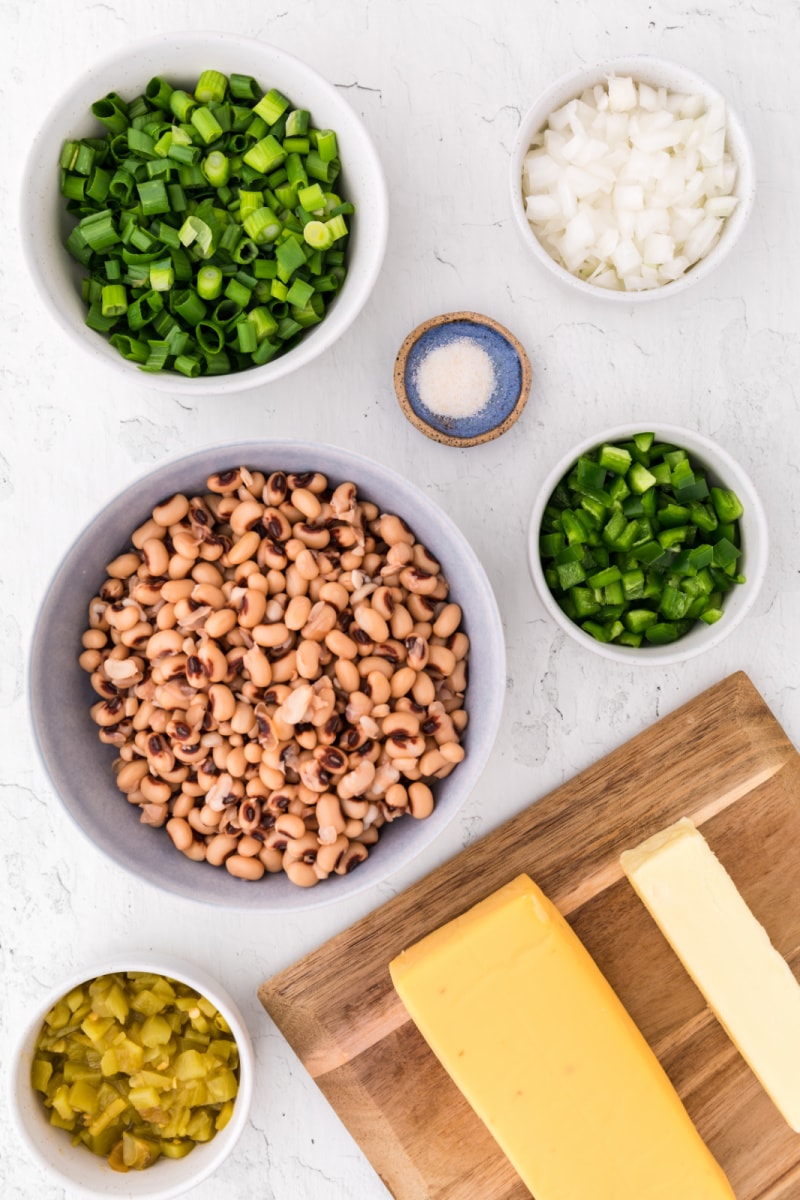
[2, 1, 798, 1197]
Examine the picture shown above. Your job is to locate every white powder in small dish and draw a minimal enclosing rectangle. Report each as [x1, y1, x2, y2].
[414, 338, 496, 419]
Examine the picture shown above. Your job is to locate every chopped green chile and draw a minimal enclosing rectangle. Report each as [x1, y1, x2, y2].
[539, 435, 747, 648]
[30, 971, 239, 1171]
[60, 69, 353, 376]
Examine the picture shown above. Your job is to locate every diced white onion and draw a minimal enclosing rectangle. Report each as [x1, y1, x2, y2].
[521, 75, 739, 290]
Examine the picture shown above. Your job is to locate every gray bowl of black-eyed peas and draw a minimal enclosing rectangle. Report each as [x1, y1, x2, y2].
[30, 440, 505, 910]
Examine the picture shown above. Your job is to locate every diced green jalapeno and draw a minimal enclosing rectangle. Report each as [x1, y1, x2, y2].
[538, 433, 747, 648]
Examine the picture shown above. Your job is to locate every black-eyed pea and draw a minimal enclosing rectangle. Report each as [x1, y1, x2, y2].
[291, 486, 322, 521]
[419, 748, 449, 776]
[366, 671, 392, 706]
[90, 697, 124, 727]
[225, 743, 248, 779]
[439, 741, 465, 765]
[191, 583, 226, 610]
[132, 517, 166, 549]
[316, 793, 347, 840]
[188, 806, 220, 835]
[79, 649, 103, 673]
[412, 543, 441, 575]
[432, 602, 462, 639]
[229, 498, 264, 535]
[275, 812, 307, 840]
[334, 658, 361, 693]
[354, 605, 389, 644]
[228, 530, 260, 566]
[171, 792, 196, 819]
[270, 651, 297, 684]
[140, 775, 172, 805]
[208, 682, 236, 723]
[168, 553, 194, 580]
[343, 818, 364, 839]
[389, 665, 416, 698]
[106, 603, 141, 634]
[334, 841, 369, 875]
[285, 594, 312, 630]
[247, 572, 270, 594]
[244, 742, 263, 765]
[153, 494, 189, 527]
[386, 734, 426, 759]
[427, 644, 457, 678]
[283, 831, 320, 865]
[252, 621, 290, 649]
[81, 628, 108, 651]
[405, 635, 429, 672]
[259, 845, 284, 873]
[378, 514, 414, 546]
[207, 468, 244, 495]
[408, 781, 434, 819]
[204, 608, 238, 639]
[325, 629, 358, 660]
[315, 834, 349, 877]
[140, 538, 169, 577]
[385, 783, 409, 811]
[259, 762, 285, 792]
[294, 523, 330, 551]
[357, 655, 393, 680]
[237, 834, 263, 858]
[159, 579, 193, 604]
[264, 471, 288, 506]
[106, 551, 141, 580]
[231, 700, 256, 737]
[399, 566, 439, 596]
[359, 825, 381, 845]
[295, 547, 319, 581]
[284, 859, 319, 887]
[450, 661, 468, 692]
[238, 587, 267, 629]
[382, 711, 421, 738]
[226, 854, 265, 881]
[242, 646, 271, 690]
[181, 839, 207, 862]
[339, 550, 364, 572]
[339, 788, 370, 818]
[115, 758, 150, 793]
[411, 671, 436, 707]
[166, 816, 193, 852]
[319, 581, 349, 610]
[296, 639, 321, 680]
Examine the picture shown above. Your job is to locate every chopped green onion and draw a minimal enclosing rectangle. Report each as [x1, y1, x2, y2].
[59, 69, 353, 375]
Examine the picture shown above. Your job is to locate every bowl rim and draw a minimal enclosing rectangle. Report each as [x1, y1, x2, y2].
[19, 29, 389, 394]
[526, 422, 768, 665]
[393, 310, 533, 447]
[508, 54, 756, 303]
[9, 953, 254, 1199]
[28, 438, 507, 911]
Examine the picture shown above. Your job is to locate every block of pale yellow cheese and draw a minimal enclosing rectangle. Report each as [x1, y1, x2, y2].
[389, 874, 733, 1200]
[621, 816, 800, 1132]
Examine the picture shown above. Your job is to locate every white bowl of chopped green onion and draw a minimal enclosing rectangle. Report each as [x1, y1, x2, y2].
[10, 955, 254, 1198]
[527, 425, 768, 664]
[20, 32, 388, 391]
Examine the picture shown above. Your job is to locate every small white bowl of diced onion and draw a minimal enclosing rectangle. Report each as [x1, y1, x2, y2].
[509, 57, 755, 299]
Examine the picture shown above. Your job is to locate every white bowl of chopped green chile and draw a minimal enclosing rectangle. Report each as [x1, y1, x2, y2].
[20, 32, 388, 393]
[10, 955, 254, 1199]
[526, 425, 768, 665]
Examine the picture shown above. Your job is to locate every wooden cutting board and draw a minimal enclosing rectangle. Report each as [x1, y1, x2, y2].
[259, 672, 800, 1200]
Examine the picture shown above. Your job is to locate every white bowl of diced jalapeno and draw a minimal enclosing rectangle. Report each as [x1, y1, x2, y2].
[10, 956, 254, 1198]
[20, 32, 388, 392]
[526, 424, 768, 665]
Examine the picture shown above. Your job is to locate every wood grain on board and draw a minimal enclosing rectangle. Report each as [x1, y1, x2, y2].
[259, 672, 800, 1200]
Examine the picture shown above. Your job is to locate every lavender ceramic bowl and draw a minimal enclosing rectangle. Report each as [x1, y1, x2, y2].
[30, 441, 505, 910]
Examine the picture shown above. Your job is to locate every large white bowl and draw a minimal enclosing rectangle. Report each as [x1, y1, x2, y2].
[20, 32, 388, 393]
[10, 955, 254, 1200]
[526, 424, 768, 665]
[509, 56, 755, 302]
[30, 441, 506, 910]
